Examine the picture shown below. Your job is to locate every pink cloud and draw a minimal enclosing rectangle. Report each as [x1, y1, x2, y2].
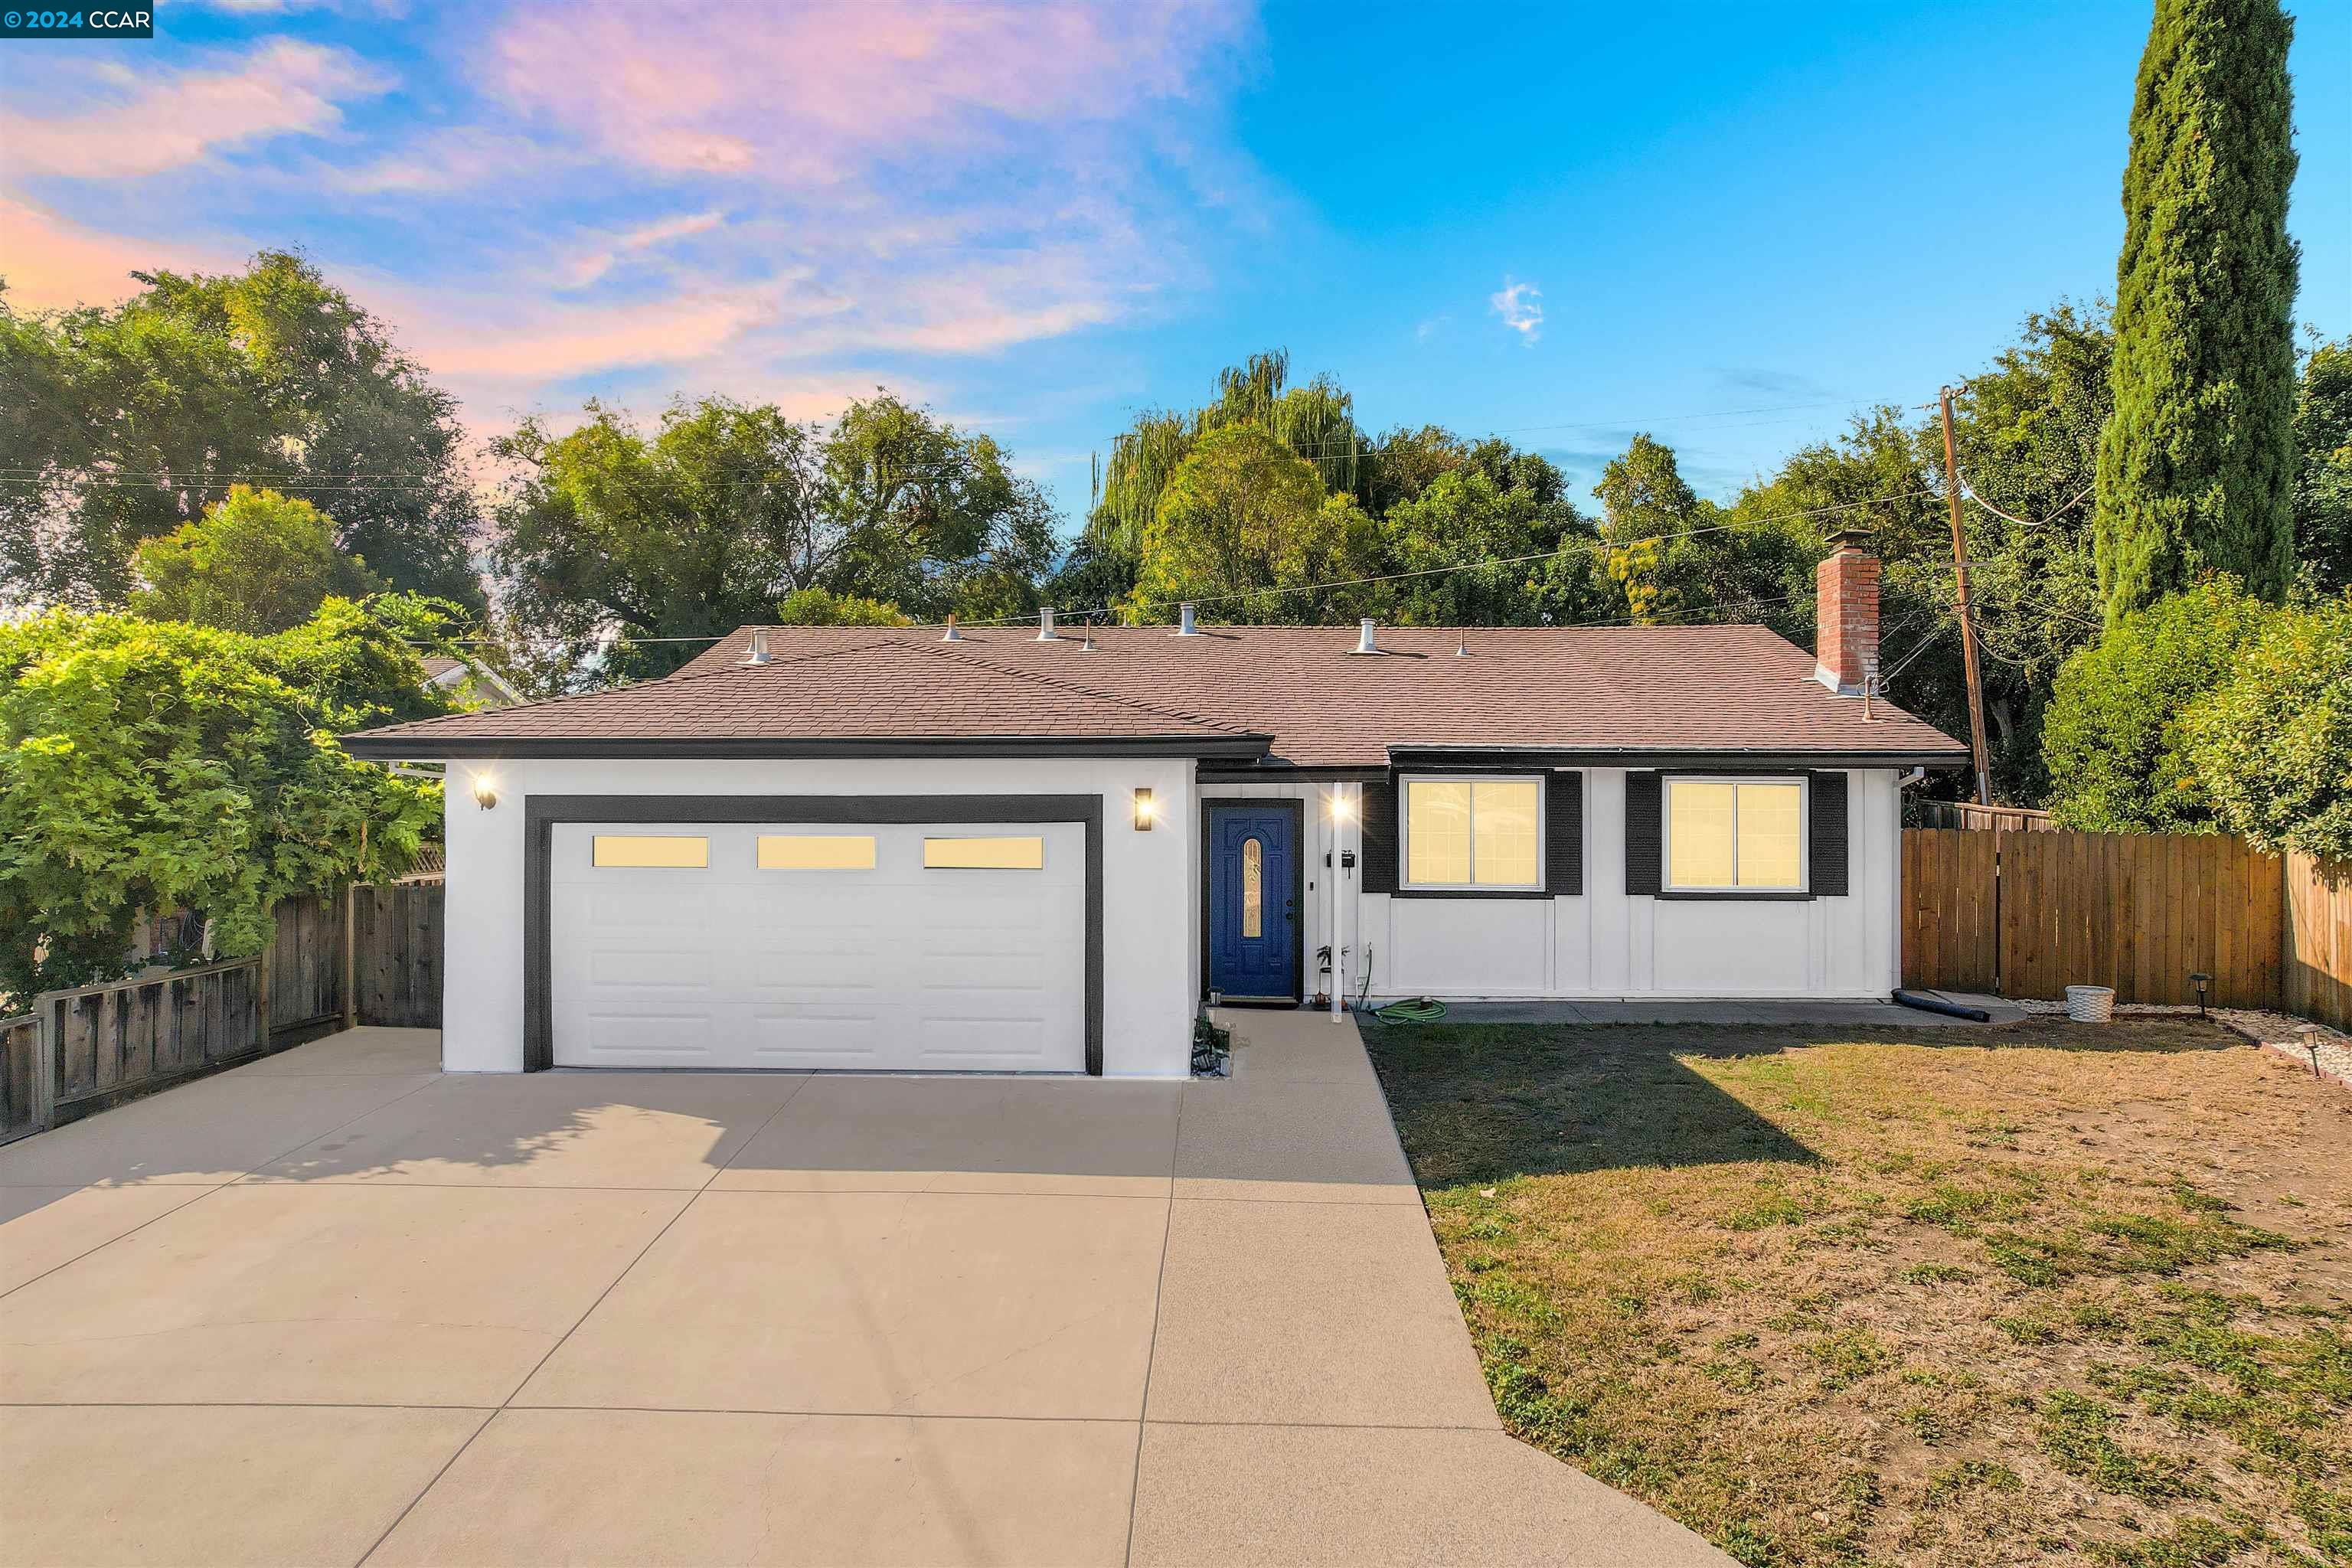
[392, 280, 831, 386]
[0, 39, 390, 179]
[564, 209, 730, 287]
[485, 0, 1248, 185]
[0, 196, 234, 311]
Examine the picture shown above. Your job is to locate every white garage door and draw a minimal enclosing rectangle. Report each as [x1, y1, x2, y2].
[549, 819, 1087, 1072]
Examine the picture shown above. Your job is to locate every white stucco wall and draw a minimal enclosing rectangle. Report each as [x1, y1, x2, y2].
[440, 755, 1197, 1076]
[1204, 767, 1905, 1003]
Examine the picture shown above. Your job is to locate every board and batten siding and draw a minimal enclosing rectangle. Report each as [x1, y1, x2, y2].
[1204, 767, 1903, 1002]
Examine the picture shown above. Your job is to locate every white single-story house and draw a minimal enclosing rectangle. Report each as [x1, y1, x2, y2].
[344, 533, 1967, 1078]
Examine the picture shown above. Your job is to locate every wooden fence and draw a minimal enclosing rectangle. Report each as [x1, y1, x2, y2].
[2285, 851, 2351, 1032]
[41, 958, 263, 1124]
[354, 882, 444, 1027]
[1, 1013, 41, 1145]
[1901, 829, 2001, 993]
[1903, 827, 2341, 1018]
[0, 880, 445, 1145]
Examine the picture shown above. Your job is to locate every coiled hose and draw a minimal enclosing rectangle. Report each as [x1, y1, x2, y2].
[1371, 996, 1448, 1024]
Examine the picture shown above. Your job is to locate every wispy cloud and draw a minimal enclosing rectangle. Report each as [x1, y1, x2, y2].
[1490, 277, 1544, 343]
[0, 39, 390, 179]
[564, 210, 730, 287]
[482, 1, 1245, 187]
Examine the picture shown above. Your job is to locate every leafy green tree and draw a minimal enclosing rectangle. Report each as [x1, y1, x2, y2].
[1582, 433, 1811, 629]
[816, 394, 1057, 626]
[2293, 335, 2352, 592]
[2092, 0, 2299, 622]
[127, 487, 381, 633]
[1089, 350, 1370, 559]
[492, 394, 1053, 684]
[2182, 595, 2352, 858]
[1129, 426, 1376, 616]
[1362, 458, 1592, 626]
[0, 253, 482, 609]
[0, 606, 441, 1001]
[776, 587, 911, 626]
[2041, 580, 2270, 835]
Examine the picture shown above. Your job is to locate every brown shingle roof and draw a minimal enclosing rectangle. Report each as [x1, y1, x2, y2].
[345, 636, 1266, 757]
[347, 622, 1968, 766]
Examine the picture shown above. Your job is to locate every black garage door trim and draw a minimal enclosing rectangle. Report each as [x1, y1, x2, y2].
[523, 794, 1106, 1075]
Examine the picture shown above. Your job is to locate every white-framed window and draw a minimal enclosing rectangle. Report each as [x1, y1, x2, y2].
[1401, 775, 1544, 890]
[1664, 776, 1806, 892]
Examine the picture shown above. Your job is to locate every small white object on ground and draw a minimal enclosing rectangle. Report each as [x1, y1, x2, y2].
[2064, 985, 2117, 1023]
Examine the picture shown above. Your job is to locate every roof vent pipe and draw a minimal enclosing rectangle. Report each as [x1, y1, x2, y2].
[1036, 606, 1060, 642]
[1351, 617, 1379, 655]
[1174, 602, 1200, 636]
[742, 628, 771, 665]
[940, 615, 962, 642]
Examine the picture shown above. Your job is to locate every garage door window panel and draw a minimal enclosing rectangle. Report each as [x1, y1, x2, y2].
[923, 836, 1046, 870]
[757, 835, 877, 870]
[592, 835, 708, 868]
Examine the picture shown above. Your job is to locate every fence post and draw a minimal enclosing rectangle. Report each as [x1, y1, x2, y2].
[341, 881, 358, 1031]
[31, 999, 57, 1136]
[254, 928, 271, 1051]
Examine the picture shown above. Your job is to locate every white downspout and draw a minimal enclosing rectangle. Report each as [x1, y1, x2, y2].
[1328, 785, 1351, 1024]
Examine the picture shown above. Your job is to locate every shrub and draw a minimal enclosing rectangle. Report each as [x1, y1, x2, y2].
[2042, 581, 2269, 834]
[0, 606, 439, 1001]
[2179, 595, 2352, 858]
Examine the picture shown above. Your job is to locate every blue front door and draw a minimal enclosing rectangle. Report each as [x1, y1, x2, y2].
[1207, 805, 1298, 1001]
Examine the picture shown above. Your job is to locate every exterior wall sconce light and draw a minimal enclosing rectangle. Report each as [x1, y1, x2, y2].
[1132, 787, 1155, 831]
[2190, 971, 2211, 1018]
[472, 773, 499, 812]
[1327, 789, 1353, 822]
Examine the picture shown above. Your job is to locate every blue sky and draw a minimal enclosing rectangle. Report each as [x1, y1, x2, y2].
[3, 1, 2345, 521]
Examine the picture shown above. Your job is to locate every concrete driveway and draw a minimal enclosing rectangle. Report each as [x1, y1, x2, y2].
[0, 1013, 1727, 1567]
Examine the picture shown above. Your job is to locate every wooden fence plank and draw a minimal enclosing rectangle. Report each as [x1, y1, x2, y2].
[2285, 851, 2352, 1031]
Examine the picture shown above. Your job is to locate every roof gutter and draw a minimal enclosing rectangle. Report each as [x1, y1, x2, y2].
[340, 732, 1273, 763]
[1383, 744, 1975, 770]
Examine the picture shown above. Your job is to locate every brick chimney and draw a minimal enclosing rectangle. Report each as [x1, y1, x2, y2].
[1814, 528, 1879, 695]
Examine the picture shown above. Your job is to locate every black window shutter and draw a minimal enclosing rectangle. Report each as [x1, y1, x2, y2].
[1545, 771, 1583, 894]
[1808, 771, 1850, 897]
[1360, 775, 1399, 894]
[1625, 771, 1663, 895]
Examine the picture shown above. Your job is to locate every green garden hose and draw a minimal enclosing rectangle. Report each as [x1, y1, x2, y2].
[1372, 996, 1448, 1024]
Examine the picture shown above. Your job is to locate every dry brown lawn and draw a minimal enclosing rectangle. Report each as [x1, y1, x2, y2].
[1364, 1017, 2352, 1568]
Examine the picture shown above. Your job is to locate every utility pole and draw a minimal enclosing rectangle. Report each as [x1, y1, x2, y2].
[1938, 386, 1994, 805]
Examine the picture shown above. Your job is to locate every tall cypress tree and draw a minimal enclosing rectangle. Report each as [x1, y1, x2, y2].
[2093, 0, 2299, 624]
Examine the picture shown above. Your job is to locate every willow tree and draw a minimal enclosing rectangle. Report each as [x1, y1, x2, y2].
[2092, 0, 2299, 623]
[1127, 425, 1377, 616]
[1089, 351, 1368, 557]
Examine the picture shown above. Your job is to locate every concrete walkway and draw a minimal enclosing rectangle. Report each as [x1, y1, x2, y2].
[0, 1021, 1729, 1567]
